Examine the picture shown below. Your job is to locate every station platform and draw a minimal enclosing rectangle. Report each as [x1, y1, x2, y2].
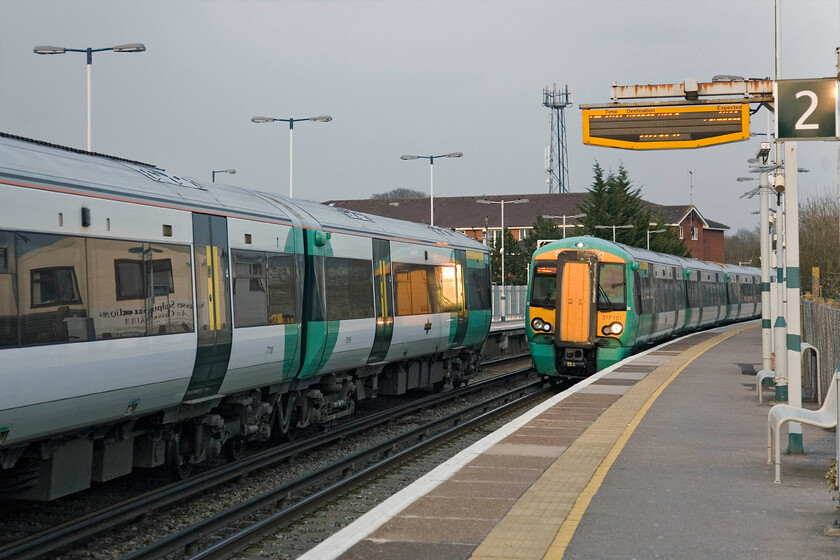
[299, 322, 839, 560]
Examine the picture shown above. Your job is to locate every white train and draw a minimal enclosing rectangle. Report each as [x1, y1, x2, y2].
[0, 133, 492, 500]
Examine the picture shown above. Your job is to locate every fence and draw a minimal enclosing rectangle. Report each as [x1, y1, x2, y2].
[491, 284, 528, 321]
[801, 298, 840, 403]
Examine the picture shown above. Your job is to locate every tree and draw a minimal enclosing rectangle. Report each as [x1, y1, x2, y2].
[577, 162, 688, 256]
[522, 214, 563, 256]
[370, 188, 427, 199]
[724, 228, 760, 266]
[799, 191, 840, 298]
[488, 227, 529, 285]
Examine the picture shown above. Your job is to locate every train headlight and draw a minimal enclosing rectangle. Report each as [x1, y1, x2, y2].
[531, 317, 552, 332]
[602, 322, 624, 336]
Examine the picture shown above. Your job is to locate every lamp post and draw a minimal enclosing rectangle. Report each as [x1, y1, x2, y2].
[34, 43, 146, 152]
[646, 228, 666, 250]
[400, 152, 463, 226]
[544, 213, 585, 238]
[251, 115, 332, 198]
[594, 224, 634, 242]
[742, 140, 778, 379]
[477, 198, 528, 321]
[212, 169, 236, 183]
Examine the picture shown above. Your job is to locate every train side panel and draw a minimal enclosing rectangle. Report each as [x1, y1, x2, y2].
[0, 185, 197, 447]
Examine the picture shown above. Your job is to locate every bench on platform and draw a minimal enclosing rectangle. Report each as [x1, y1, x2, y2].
[767, 371, 838, 483]
[756, 343, 822, 405]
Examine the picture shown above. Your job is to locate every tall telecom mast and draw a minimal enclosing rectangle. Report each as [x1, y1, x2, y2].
[543, 84, 572, 193]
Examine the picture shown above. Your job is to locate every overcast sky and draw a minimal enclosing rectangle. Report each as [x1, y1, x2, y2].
[1, 0, 838, 231]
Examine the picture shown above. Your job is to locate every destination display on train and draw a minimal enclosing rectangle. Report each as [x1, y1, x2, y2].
[582, 104, 750, 150]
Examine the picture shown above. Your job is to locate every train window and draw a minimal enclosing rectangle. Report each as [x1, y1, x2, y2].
[16, 233, 86, 344]
[468, 266, 491, 311]
[267, 254, 297, 324]
[436, 264, 464, 313]
[325, 257, 374, 320]
[394, 262, 436, 316]
[233, 250, 268, 327]
[597, 263, 625, 312]
[233, 250, 298, 326]
[89, 239, 193, 338]
[0, 232, 17, 347]
[3, 232, 194, 346]
[530, 266, 557, 309]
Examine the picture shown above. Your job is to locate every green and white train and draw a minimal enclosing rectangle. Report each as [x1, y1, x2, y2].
[0, 132, 492, 500]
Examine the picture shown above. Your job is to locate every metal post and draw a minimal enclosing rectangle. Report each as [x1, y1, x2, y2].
[288, 120, 294, 198]
[500, 199, 506, 320]
[774, 184, 788, 403]
[785, 142, 804, 452]
[86, 49, 92, 152]
[430, 158, 435, 226]
[760, 170, 773, 372]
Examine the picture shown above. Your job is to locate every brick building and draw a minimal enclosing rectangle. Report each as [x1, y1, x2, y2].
[327, 192, 728, 262]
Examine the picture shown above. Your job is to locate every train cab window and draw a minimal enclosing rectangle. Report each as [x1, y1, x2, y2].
[597, 263, 626, 312]
[530, 265, 557, 309]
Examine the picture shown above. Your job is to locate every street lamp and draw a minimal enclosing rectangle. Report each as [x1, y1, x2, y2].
[646, 228, 666, 250]
[212, 169, 236, 183]
[251, 115, 332, 198]
[594, 224, 634, 242]
[544, 213, 585, 238]
[34, 43, 146, 152]
[477, 198, 528, 320]
[400, 152, 463, 226]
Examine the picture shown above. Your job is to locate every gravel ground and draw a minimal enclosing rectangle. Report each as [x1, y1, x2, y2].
[52, 359, 537, 559]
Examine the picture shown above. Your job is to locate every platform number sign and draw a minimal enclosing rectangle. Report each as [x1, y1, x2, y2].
[775, 78, 839, 141]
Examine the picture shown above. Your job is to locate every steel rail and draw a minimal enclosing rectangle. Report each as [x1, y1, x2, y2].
[0, 367, 534, 560]
[123, 376, 554, 560]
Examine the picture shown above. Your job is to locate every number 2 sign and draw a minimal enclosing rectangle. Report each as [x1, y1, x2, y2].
[775, 78, 839, 141]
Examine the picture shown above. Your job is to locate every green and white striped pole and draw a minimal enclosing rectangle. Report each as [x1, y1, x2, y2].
[784, 142, 804, 453]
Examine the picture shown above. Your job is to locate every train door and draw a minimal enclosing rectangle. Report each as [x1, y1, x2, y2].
[184, 214, 232, 401]
[448, 250, 469, 349]
[555, 251, 598, 347]
[368, 238, 394, 363]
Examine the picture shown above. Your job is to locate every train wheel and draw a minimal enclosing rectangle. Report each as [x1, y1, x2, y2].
[223, 436, 246, 462]
[166, 425, 193, 480]
[277, 393, 300, 442]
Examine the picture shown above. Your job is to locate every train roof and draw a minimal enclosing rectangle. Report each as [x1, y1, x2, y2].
[0, 132, 486, 253]
[536, 236, 759, 277]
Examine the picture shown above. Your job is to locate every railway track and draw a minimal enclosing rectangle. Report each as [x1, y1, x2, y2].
[126, 372, 559, 560]
[0, 358, 539, 560]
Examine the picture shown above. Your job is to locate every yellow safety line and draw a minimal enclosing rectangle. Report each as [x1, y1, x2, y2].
[544, 324, 754, 559]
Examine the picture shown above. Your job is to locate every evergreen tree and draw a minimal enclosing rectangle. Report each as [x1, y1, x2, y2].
[522, 214, 563, 256]
[578, 162, 688, 257]
[488, 227, 529, 285]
